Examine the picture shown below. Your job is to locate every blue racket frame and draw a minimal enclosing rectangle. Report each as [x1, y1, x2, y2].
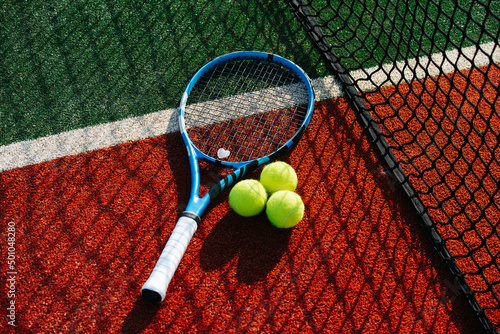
[141, 51, 314, 303]
[178, 51, 315, 220]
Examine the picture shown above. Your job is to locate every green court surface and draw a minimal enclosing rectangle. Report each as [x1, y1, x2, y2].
[1, 0, 497, 146]
[0, 0, 325, 146]
[315, 0, 499, 68]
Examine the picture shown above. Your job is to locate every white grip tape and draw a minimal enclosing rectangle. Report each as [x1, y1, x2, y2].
[141, 215, 198, 302]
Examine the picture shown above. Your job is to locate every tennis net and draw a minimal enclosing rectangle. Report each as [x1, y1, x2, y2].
[286, 0, 500, 332]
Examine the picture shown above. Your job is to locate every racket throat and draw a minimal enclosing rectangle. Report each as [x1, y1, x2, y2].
[183, 194, 210, 225]
[208, 159, 263, 200]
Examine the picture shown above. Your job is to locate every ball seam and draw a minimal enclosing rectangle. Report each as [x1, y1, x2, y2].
[282, 208, 304, 227]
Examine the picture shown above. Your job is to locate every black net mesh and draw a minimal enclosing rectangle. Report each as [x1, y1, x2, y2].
[286, 0, 500, 332]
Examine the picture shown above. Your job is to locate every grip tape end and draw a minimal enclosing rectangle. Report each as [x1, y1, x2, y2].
[142, 289, 162, 304]
[181, 211, 201, 226]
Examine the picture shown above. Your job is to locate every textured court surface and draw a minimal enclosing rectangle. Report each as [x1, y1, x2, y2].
[0, 95, 485, 333]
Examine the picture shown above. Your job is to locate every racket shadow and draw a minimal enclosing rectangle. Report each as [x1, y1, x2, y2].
[122, 298, 161, 333]
[200, 210, 292, 284]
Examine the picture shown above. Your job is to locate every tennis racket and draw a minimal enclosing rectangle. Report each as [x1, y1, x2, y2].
[141, 51, 315, 303]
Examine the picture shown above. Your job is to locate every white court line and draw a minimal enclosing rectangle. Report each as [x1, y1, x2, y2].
[1, 41, 498, 172]
[351, 41, 500, 92]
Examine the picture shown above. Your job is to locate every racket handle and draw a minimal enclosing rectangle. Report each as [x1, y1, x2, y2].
[141, 215, 198, 303]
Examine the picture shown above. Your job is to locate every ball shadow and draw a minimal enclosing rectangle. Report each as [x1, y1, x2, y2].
[200, 211, 292, 284]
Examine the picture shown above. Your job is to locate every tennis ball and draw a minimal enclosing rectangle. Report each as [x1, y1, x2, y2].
[260, 161, 298, 194]
[229, 179, 268, 217]
[266, 190, 305, 228]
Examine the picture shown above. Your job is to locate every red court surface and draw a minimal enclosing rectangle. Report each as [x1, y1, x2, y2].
[367, 64, 500, 329]
[1, 91, 486, 333]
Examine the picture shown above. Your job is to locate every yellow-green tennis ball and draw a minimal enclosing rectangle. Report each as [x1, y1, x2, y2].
[266, 190, 305, 228]
[260, 161, 298, 194]
[229, 179, 268, 217]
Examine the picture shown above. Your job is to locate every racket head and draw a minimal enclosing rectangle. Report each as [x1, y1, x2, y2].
[178, 51, 315, 169]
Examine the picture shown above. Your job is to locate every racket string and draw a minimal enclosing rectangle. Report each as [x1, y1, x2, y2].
[184, 58, 309, 162]
[190, 98, 303, 158]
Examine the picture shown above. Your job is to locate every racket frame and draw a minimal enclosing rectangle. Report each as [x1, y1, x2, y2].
[179, 51, 314, 217]
[141, 51, 314, 302]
